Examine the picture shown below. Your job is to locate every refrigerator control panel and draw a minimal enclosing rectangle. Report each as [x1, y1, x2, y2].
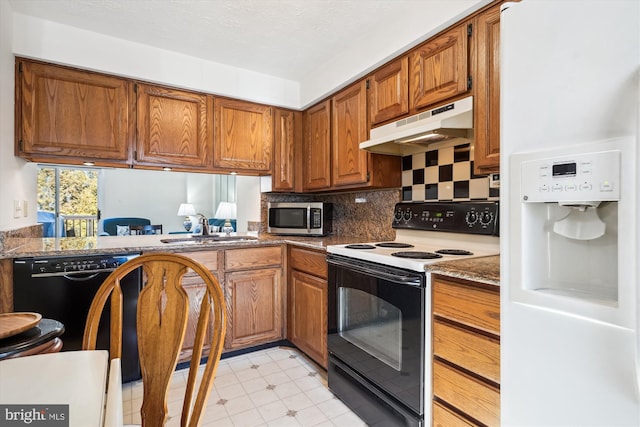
[520, 150, 621, 202]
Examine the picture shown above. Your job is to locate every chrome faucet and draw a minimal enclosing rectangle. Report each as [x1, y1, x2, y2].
[197, 213, 210, 235]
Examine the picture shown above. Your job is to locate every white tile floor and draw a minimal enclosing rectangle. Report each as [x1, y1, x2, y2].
[122, 346, 368, 426]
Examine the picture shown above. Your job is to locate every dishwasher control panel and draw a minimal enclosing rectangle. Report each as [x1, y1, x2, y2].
[15, 253, 139, 276]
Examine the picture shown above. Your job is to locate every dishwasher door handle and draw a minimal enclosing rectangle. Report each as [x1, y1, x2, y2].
[31, 269, 116, 279]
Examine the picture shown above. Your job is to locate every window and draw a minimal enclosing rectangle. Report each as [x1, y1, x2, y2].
[37, 166, 99, 237]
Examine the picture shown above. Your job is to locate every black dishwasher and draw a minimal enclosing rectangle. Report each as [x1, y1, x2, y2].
[13, 253, 142, 383]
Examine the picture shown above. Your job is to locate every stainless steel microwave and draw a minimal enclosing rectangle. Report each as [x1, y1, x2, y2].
[267, 202, 333, 236]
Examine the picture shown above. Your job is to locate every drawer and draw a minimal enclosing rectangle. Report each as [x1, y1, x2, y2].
[432, 401, 476, 427]
[433, 360, 500, 427]
[433, 319, 500, 384]
[225, 246, 282, 270]
[432, 277, 500, 335]
[289, 247, 327, 279]
[178, 250, 218, 271]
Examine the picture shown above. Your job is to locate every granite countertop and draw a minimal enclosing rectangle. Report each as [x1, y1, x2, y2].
[0, 233, 358, 259]
[1, 234, 500, 286]
[427, 255, 500, 286]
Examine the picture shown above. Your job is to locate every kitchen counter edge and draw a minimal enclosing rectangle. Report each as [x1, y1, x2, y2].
[0, 234, 356, 259]
[427, 255, 500, 286]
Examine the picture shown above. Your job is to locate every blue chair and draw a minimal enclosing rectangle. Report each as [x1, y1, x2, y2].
[37, 210, 56, 237]
[101, 217, 151, 236]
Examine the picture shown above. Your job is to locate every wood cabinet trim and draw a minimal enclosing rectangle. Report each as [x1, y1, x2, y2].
[135, 83, 213, 168]
[224, 246, 282, 271]
[331, 80, 369, 187]
[369, 56, 409, 127]
[213, 97, 273, 173]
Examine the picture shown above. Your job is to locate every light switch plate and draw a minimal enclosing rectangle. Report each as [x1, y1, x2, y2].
[13, 200, 22, 218]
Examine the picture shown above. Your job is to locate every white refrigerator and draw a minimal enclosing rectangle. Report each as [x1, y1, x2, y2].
[500, 1, 640, 426]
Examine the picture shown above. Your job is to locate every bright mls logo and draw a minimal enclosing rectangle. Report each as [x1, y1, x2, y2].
[0, 405, 68, 426]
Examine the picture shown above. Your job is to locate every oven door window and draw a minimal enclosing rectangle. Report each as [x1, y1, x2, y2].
[338, 287, 401, 370]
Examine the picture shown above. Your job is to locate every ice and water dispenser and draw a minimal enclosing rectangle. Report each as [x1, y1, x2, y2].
[508, 137, 635, 327]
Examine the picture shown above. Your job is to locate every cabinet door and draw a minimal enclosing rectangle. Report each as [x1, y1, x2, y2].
[272, 108, 302, 192]
[179, 276, 214, 363]
[369, 56, 409, 126]
[214, 98, 272, 173]
[409, 24, 469, 111]
[225, 268, 282, 349]
[17, 59, 131, 163]
[289, 270, 328, 368]
[473, 5, 501, 174]
[135, 83, 212, 168]
[303, 100, 332, 191]
[332, 80, 369, 187]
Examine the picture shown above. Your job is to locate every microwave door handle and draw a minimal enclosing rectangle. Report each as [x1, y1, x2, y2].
[307, 205, 311, 233]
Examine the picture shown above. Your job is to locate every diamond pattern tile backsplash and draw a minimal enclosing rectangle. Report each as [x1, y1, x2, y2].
[401, 143, 499, 202]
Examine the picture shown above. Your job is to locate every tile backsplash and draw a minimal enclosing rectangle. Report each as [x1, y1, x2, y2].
[401, 143, 499, 202]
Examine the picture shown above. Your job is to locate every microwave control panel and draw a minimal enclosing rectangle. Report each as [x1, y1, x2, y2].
[520, 149, 621, 202]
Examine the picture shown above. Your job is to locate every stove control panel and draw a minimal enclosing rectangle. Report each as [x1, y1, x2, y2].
[392, 201, 499, 235]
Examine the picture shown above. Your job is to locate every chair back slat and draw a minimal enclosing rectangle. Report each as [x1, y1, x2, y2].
[82, 253, 226, 427]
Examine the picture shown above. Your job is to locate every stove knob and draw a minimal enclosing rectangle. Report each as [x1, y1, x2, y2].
[480, 211, 494, 225]
[394, 210, 403, 222]
[466, 211, 478, 225]
[402, 210, 412, 221]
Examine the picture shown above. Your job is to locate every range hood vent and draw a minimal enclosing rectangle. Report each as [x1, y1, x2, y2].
[360, 96, 473, 156]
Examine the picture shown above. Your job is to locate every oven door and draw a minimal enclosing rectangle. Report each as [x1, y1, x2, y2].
[327, 254, 425, 417]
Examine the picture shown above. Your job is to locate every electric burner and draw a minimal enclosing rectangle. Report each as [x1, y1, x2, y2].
[435, 249, 473, 256]
[376, 242, 414, 248]
[391, 251, 443, 259]
[345, 244, 376, 250]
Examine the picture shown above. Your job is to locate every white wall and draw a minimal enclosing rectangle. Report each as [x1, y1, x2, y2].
[11, 12, 300, 109]
[0, 0, 37, 231]
[235, 175, 261, 232]
[299, 0, 491, 107]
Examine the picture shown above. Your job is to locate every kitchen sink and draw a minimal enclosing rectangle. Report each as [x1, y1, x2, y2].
[160, 235, 259, 244]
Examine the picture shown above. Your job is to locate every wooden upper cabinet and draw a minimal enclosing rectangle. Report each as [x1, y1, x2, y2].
[473, 4, 501, 174]
[214, 98, 273, 173]
[409, 23, 469, 111]
[303, 100, 332, 191]
[272, 108, 302, 192]
[16, 59, 131, 164]
[135, 83, 213, 168]
[332, 80, 369, 187]
[369, 56, 409, 126]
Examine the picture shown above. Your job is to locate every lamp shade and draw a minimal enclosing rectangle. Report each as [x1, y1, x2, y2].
[214, 202, 237, 220]
[177, 203, 196, 216]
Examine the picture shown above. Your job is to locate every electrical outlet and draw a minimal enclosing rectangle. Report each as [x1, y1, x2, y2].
[355, 197, 367, 203]
[22, 200, 28, 217]
[13, 200, 22, 218]
[489, 173, 500, 188]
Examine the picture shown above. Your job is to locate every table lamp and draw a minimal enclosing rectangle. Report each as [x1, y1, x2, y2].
[215, 202, 237, 236]
[177, 203, 196, 231]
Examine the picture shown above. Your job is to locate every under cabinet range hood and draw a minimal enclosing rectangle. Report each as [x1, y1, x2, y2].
[360, 96, 473, 156]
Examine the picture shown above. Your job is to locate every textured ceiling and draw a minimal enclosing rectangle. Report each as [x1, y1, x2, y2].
[8, 0, 483, 82]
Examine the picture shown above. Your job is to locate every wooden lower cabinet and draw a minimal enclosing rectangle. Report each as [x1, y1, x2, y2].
[432, 274, 500, 426]
[225, 268, 283, 349]
[287, 246, 328, 368]
[223, 246, 283, 350]
[173, 250, 220, 363]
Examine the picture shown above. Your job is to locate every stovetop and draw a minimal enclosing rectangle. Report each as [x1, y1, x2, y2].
[326, 201, 500, 272]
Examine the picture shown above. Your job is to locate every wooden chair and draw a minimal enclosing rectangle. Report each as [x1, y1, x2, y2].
[82, 253, 226, 427]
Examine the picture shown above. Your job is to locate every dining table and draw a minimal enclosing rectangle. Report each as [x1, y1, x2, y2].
[0, 350, 123, 427]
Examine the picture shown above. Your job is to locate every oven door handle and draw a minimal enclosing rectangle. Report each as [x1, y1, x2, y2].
[327, 258, 423, 287]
